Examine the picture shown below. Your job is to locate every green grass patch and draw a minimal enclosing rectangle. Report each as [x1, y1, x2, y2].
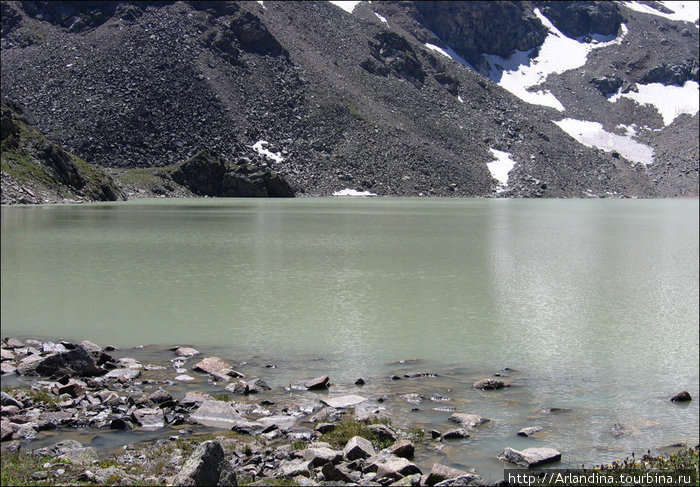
[0, 451, 85, 486]
[1, 386, 59, 406]
[319, 417, 395, 451]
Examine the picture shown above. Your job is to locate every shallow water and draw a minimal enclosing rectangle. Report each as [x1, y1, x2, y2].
[2, 198, 698, 482]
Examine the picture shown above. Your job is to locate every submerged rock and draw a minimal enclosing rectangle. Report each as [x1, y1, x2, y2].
[190, 400, 244, 426]
[517, 426, 543, 437]
[448, 413, 489, 429]
[321, 394, 367, 409]
[472, 378, 505, 390]
[192, 356, 229, 375]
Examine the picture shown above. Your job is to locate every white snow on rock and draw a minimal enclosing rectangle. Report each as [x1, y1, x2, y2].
[457, 95, 464, 103]
[624, 1, 699, 24]
[328, 1, 361, 14]
[486, 149, 517, 192]
[483, 9, 628, 111]
[257, 1, 265, 9]
[608, 81, 699, 126]
[424, 43, 476, 70]
[374, 12, 387, 23]
[616, 123, 637, 137]
[333, 188, 377, 197]
[252, 140, 284, 163]
[554, 118, 655, 165]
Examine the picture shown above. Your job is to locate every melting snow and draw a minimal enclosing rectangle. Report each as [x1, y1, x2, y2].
[554, 118, 655, 165]
[486, 149, 517, 191]
[252, 140, 284, 163]
[374, 12, 387, 23]
[424, 43, 476, 70]
[616, 123, 638, 137]
[608, 81, 699, 126]
[457, 95, 464, 103]
[624, 1, 699, 24]
[333, 188, 377, 196]
[257, 1, 265, 9]
[328, 1, 361, 14]
[483, 9, 628, 111]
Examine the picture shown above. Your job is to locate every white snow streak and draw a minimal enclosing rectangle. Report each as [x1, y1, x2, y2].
[608, 81, 699, 126]
[616, 123, 637, 137]
[257, 1, 265, 9]
[424, 43, 476, 70]
[252, 140, 284, 163]
[483, 9, 628, 111]
[486, 149, 517, 191]
[554, 118, 655, 165]
[328, 1, 361, 14]
[457, 95, 464, 103]
[333, 188, 377, 197]
[624, 1, 699, 24]
[374, 12, 387, 23]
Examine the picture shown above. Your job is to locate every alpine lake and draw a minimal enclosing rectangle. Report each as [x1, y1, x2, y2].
[1, 197, 698, 482]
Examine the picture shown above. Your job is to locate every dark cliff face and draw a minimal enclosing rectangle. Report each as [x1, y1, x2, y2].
[411, 1, 548, 68]
[534, 1, 623, 38]
[1, 1, 697, 199]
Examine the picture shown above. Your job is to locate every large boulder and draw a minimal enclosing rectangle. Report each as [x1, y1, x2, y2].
[19, 347, 101, 377]
[171, 440, 236, 486]
[344, 436, 375, 460]
[535, 1, 623, 38]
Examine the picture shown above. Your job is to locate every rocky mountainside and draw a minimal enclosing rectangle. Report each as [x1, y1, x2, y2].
[1, 0, 698, 199]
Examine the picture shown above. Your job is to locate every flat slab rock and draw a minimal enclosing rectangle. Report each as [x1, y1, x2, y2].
[321, 394, 368, 409]
[192, 356, 229, 374]
[499, 447, 561, 468]
[190, 400, 244, 427]
[517, 426, 543, 437]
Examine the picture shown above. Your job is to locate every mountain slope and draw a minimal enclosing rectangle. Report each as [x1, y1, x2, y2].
[1, 1, 697, 198]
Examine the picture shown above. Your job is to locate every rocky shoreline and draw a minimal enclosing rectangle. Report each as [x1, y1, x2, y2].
[1, 337, 696, 486]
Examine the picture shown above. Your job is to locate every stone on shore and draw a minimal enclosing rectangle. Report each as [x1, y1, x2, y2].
[0, 362, 16, 375]
[278, 459, 312, 478]
[1, 419, 14, 441]
[79, 340, 103, 353]
[305, 375, 330, 390]
[448, 413, 489, 429]
[147, 388, 173, 405]
[181, 391, 214, 406]
[321, 394, 367, 409]
[344, 435, 375, 460]
[472, 378, 505, 390]
[426, 463, 473, 485]
[1, 392, 23, 408]
[35, 440, 99, 465]
[434, 473, 483, 486]
[1, 348, 14, 361]
[671, 391, 692, 402]
[192, 357, 229, 375]
[388, 439, 415, 459]
[368, 423, 397, 441]
[132, 408, 165, 429]
[498, 447, 561, 468]
[517, 426, 543, 437]
[171, 440, 234, 486]
[303, 446, 343, 467]
[371, 455, 422, 481]
[3, 338, 24, 348]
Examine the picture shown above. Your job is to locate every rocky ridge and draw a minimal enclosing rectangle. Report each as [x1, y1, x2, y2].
[1, 1, 696, 200]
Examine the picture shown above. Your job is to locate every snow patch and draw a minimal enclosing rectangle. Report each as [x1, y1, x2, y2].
[486, 149, 517, 192]
[257, 1, 265, 9]
[608, 81, 699, 126]
[424, 42, 476, 70]
[624, 1, 699, 24]
[616, 123, 637, 137]
[328, 1, 361, 14]
[333, 188, 377, 197]
[252, 140, 284, 163]
[374, 12, 387, 23]
[483, 9, 628, 111]
[553, 118, 654, 165]
[457, 95, 464, 103]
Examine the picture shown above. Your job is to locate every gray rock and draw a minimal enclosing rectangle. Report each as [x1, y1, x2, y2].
[96, 390, 120, 406]
[1, 392, 23, 408]
[426, 464, 472, 485]
[181, 391, 214, 406]
[322, 462, 357, 482]
[390, 473, 422, 485]
[448, 413, 489, 429]
[117, 357, 142, 369]
[1, 419, 13, 441]
[344, 435, 376, 460]
[322, 394, 367, 409]
[0, 362, 17, 375]
[42, 341, 68, 354]
[472, 378, 505, 390]
[35, 440, 98, 464]
[1, 348, 14, 361]
[147, 388, 173, 404]
[3, 338, 24, 348]
[175, 347, 200, 357]
[517, 426, 543, 437]
[192, 357, 229, 375]
[305, 375, 330, 390]
[671, 391, 692, 402]
[278, 459, 311, 478]
[367, 423, 397, 442]
[191, 400, 244, 427]
[172, 440, 231, 486]
[434, 474, 482, 486]
[232, 420, 266, 435]
[103, 368, 141, 381]
[15, 423, 37, 439]
[79, 340, 102, 353]
[388, 439, 414, 459]
[303, 446, 343, 467]
[258, 414, 298, 430]
[315, 423, 336, 433]
[374, 455, 421, 481]
[175, 374, 195, 381]
[498, 447, 561, 468]
[441, 428, 470, 439]
[132, 408, 165, 429]
[16, 354, 46, 376]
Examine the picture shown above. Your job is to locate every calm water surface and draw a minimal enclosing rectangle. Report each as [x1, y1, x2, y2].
[1, 198, 698, 481]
